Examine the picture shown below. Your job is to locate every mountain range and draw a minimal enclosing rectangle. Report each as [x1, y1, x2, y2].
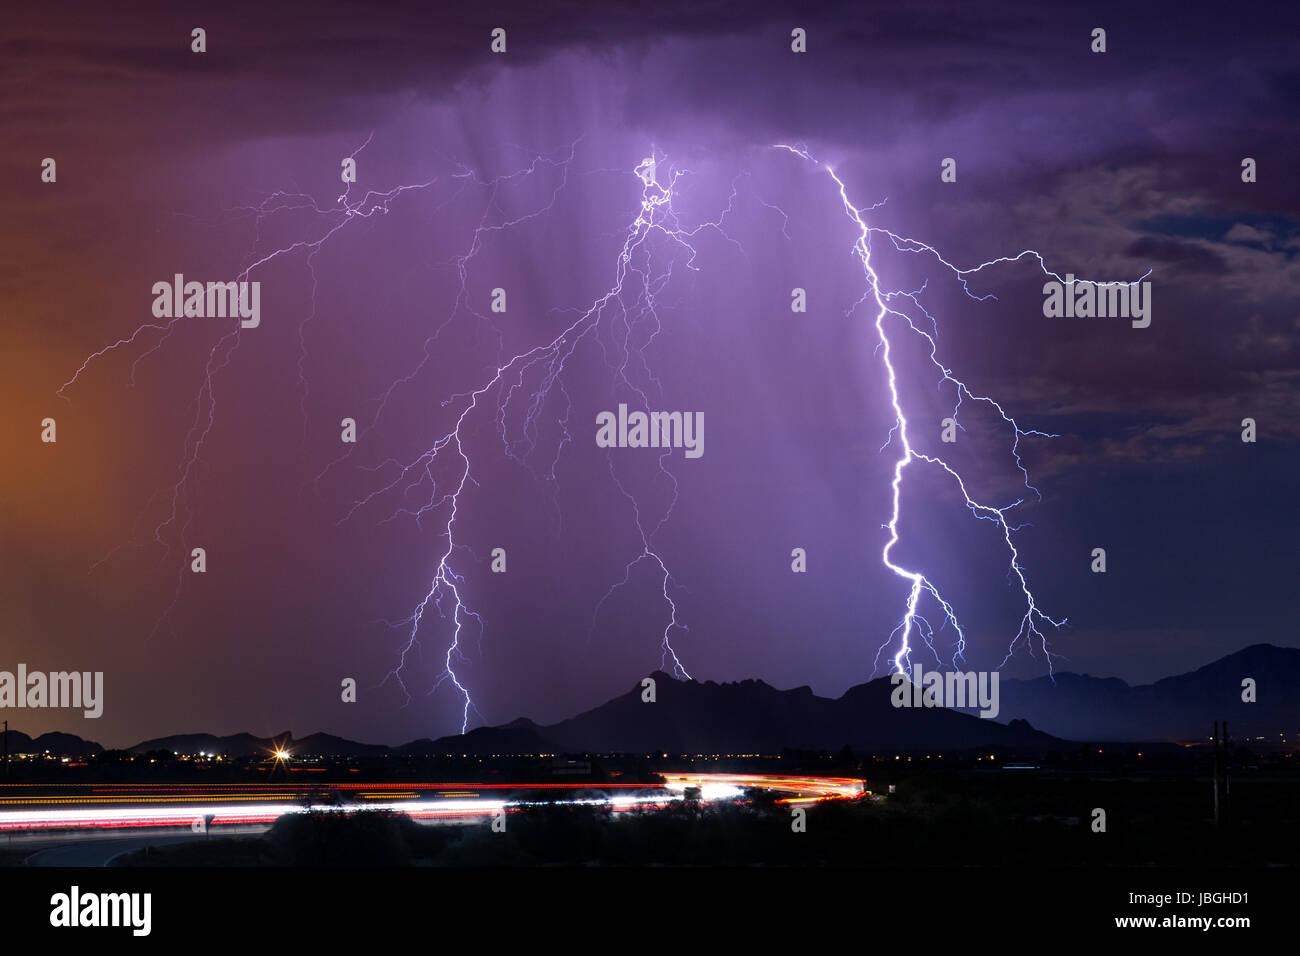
[408, 671, 1062, 755]
[4, 644, 1295, 756]
[957, 643, 1298, 741]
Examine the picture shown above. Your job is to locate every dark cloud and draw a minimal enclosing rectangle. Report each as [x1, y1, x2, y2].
[1124, 236, 1229, 275]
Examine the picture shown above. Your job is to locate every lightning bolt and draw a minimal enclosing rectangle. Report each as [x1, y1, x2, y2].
[350, 151, 756, 725]
[776, 144, 1150, 680]
[62, 138, 767, 735]
[58, 134, 439, 639]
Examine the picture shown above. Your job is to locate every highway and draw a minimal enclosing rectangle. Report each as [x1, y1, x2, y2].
[0, 773, 866, 864]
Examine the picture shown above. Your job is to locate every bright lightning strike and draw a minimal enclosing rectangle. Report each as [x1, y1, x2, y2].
[776, 144, 1150, 681]
[62, 140, 742, 736]
[351, 151, 758, 727]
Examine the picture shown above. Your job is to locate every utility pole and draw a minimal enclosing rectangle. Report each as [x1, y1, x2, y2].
[1212, 720, 1230, 827]
[1222, 721, 1230, 827]
[1212, 720, 1220, 826]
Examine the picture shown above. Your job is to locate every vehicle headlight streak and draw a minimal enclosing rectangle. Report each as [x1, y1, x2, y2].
[0, 774, 863, 832]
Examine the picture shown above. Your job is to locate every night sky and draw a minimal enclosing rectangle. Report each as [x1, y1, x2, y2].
[4, 1, 1298, 747]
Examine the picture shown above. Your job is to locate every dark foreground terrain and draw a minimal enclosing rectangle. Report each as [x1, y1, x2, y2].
[107, 769, 1299, 867]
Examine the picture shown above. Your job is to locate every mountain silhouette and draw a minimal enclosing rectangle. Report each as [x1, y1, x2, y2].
[399, 718, 553, 756]
[425, 672, 1064, 754]
[0, 730, 102, 755]
[966, 643, 1299, 741]
[9, 644, 1298, 755]
[127, 730, 385, 758]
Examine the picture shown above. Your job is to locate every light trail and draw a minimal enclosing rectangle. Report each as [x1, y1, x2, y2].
[0, 773, 862, 832]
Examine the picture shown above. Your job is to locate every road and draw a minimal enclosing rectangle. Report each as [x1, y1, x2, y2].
[1, 773, 866, 863]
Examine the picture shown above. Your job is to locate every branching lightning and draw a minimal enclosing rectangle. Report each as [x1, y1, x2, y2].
[776, 144, 1149, 680]
[58, 129, 439, 629]
[61, 141, 759, 732]
[346, 151, 757, 726]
